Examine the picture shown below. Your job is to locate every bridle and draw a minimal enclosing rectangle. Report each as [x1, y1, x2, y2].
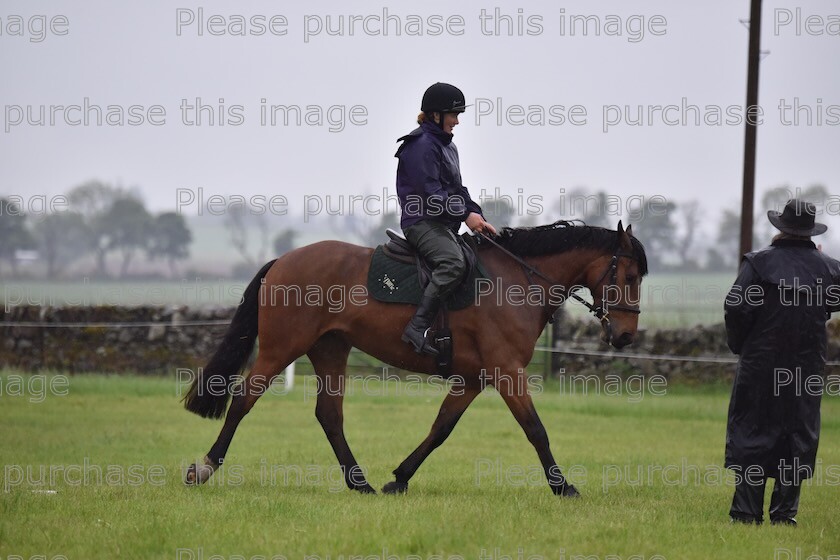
[478, 232, 640, 339]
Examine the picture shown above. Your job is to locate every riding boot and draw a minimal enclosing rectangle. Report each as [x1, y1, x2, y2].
[402, 295, 441, 356]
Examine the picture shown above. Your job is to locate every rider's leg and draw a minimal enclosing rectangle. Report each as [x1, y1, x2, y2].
[402, 222, 466, 356]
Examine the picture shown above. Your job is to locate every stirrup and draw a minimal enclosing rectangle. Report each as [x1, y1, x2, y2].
[402, 326, 439, 356]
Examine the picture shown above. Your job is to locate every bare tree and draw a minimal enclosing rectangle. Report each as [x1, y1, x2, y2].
[0, 198, 34, 277]
[635, 198, 677, 271]
[553, 188, 612, 228]
[711, 208, 761, 270]
[334, 211, 400, 248]
[67, 181, 138, 277]
[98, 197, 153, 277]
[224, 200, 269, 267]
[676, 200, 702, 269]
[34, 211, 92, 277]
[481, 197, 516, 228]
[272, 228, 298, 256]
[148, 212, 192, 278]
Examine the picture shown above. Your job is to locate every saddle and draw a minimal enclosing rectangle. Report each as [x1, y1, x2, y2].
[368, 229, 484, 377]
[382, 229, 478, 289]
[381, 229, 418, 264]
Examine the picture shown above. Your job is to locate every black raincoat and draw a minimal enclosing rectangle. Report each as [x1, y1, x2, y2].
[724, 238, 840, 479]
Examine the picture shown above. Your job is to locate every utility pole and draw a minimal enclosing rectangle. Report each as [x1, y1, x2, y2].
[740, 0, 763, 258]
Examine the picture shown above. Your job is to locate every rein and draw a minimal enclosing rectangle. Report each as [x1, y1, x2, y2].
[477, 232, 640, 330]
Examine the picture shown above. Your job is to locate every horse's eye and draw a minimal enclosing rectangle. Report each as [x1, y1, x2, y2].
[626, 274, 637, 284]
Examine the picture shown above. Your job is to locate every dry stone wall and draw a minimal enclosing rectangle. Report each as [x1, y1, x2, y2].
[3, 306, 840, 383]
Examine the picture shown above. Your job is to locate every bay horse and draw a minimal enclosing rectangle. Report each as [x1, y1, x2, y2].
[183, 220, 647, 496]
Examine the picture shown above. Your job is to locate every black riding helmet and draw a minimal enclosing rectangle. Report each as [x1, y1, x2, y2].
[421, 82, 468, 114]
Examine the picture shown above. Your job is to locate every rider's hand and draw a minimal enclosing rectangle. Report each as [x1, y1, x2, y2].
[466, 212, 497, 236]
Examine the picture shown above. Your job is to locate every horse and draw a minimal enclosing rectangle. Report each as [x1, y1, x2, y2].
[183, 220, 648, 496]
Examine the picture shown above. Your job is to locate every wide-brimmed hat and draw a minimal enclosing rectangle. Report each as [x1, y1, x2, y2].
[767, 199, 827, 236]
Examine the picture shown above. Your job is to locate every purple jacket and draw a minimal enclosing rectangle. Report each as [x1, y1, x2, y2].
[395, 121, 483, 230]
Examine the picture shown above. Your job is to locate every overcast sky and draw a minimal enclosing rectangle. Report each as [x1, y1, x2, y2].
[1, 0, 838, 249]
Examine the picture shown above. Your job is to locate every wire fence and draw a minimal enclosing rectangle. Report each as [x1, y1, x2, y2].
[3, 319, 839, 368]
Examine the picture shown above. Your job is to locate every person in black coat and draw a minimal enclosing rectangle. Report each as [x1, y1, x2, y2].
[724, 199, 840, 525]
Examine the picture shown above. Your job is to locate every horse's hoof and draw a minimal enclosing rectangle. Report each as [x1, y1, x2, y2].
[354, 484, 377, 494]
[560, 483, 580, 498]
[382, 481, 408, 494]
[184, 458, 217, 485]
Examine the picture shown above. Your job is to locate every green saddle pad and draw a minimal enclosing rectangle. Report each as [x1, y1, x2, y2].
[367, 246, 485, 310]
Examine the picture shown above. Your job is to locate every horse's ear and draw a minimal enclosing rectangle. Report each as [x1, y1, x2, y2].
[626, 224, 633, 237]
[617, 220, 632, 251]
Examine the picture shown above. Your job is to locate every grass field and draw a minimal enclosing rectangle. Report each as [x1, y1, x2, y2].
[2, 372, 839, 560]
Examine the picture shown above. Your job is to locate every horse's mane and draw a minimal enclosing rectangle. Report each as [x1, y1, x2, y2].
[487, 220, 648, 276]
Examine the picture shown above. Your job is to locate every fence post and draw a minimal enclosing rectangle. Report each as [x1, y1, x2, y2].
[550, 307, 566, 378]
[285, 360, 295, 390]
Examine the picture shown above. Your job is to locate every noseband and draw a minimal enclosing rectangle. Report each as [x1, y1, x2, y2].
[586, 249, 641, 342]
[479, 233, 640, 337]
[589, 250, 642, 319]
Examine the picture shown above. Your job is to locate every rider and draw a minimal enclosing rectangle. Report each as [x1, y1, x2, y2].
[395, 82, 497, 356]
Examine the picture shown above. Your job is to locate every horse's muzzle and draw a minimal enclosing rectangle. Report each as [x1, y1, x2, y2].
[601, 322, 634, 349]
[611, 331, 634, 349]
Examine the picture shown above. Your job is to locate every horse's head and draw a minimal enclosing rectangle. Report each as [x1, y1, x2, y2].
[583, 222, 645, 349]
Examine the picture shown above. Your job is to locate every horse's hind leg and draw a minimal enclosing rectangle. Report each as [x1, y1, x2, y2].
[185, 353, 290, 485]
[382, 385, 481, 494]
[308, 332, 376, 494]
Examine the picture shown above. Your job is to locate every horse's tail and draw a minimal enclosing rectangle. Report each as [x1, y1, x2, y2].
[183, 258, 278, 419]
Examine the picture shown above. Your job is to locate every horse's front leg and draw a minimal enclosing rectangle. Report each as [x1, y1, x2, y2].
[496, 373, 580, 497]
[310, 334, 376, 494]
[382, 385, 481, 494]
[314, 385, 376, 494]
